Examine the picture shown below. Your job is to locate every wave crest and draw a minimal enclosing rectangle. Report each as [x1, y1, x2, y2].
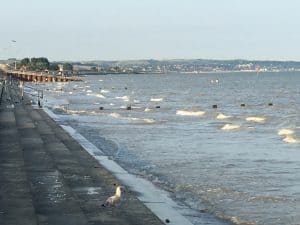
[246, 116, 266, 123]
[150, 98, 163, 102]
[116, 96, 130, 101]
[221, 124, 240, 130]
[283, 135, 300, 144]
[176, 110, 205, 117]
[216, 113, 232, 119]
[278, 129, 294, 136]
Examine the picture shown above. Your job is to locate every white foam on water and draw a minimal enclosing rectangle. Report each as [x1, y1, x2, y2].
[150, 98, 163, 102]
[100, 89, 110, 93]
[278, 129, 295, 136]
[245, 116, 266, 123]
[216, 113, 232, 120]
[67, 109, 87, 114]
[110, 113, 121, 118]
[108, 112, 156, 124]
[116, 96, 130, 102]
[176, 110, 205, 117]
[143, 118, 156, 124]
[43, 108, 194, 225]
[87, 93, 106, 98]
[145, 107, 152, 112]
[221, 124, 241, 130]
[282, 135, 300, 144]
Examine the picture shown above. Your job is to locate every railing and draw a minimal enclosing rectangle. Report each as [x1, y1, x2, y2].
[23, 84, 44, 108]
[0, 81, 4, 105]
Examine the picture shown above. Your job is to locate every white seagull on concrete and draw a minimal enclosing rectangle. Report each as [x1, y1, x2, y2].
[102, 186, 125, 207]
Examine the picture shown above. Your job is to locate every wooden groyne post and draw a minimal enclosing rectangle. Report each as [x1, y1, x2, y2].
[1, 69, 83, 83]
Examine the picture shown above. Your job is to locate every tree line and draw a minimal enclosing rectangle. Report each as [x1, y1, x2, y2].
[17, 57, 73, 71]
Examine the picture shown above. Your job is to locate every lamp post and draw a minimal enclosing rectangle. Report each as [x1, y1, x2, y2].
[11, 40, 17, 70]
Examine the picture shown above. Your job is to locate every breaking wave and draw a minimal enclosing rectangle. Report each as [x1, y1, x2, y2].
[245, 116, 266, 123]
[176, 110, 205, 117]
[150, 98, 163, 102]
[278, 128, 295, 136]
[221, 124, 240, 130]
[216, 113, 232, 119]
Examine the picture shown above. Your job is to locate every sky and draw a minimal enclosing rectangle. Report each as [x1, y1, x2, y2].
[1, 0, 300, 61]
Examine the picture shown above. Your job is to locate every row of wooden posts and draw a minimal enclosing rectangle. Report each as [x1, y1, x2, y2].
[3, 71, 82, 82]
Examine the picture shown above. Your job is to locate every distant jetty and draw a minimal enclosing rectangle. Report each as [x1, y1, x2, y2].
[0, 69, 83, 82]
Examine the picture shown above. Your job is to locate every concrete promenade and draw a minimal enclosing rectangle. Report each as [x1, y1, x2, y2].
[0, 80, 164, 225]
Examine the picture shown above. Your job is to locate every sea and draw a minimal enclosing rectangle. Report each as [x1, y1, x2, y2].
[25, 72, 300, 225]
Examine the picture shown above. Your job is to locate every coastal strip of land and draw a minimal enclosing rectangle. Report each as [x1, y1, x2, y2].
[0, 79, 165, 225]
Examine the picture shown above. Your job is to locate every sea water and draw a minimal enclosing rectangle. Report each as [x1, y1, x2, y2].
[28, 72, 300, 225]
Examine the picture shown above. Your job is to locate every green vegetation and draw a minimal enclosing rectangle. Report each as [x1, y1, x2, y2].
[63, 63, 73, 71]
[17, 57, 60, 71]
[49, 63, 59, 71]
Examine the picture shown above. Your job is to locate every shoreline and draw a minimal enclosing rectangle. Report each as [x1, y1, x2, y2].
[43, 107, 195, 225]
[0, 81, 166, 225]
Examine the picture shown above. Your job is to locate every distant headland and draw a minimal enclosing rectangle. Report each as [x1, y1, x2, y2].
[1, 58, 300, 75]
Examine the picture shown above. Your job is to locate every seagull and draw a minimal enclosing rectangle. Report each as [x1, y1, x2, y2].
[102, 186, 125, 207]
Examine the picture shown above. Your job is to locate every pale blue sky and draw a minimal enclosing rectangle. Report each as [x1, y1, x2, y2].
[1, 0, 300, 61]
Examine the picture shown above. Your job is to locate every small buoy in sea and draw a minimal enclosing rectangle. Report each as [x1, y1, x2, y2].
[241, 103, 245, 107]
[268, 102, 273, 106]
[165, 218, 170, 223]
[126, 105, 131, 110]
[99, 106, 104, 110]
[212, 104, 217, 109]
[125, 87, 127, 90]
[155, 106, 160, 109]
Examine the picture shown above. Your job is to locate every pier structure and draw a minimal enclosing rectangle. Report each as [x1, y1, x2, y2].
[1, 69, 82, 82]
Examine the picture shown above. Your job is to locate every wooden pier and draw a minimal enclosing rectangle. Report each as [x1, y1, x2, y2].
[1, 69, 83, 82]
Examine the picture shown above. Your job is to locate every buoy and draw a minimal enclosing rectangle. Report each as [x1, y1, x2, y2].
[241, 103, 245, 107]
[99, 106, 104, 110]
[155, 106, 160, 109]
[125, 87, 127, 90]
[126, 105, 131, 110]
[268, 103, 273, 106]
[212, 104, 217, 109]
[165, 218, 170, 223]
